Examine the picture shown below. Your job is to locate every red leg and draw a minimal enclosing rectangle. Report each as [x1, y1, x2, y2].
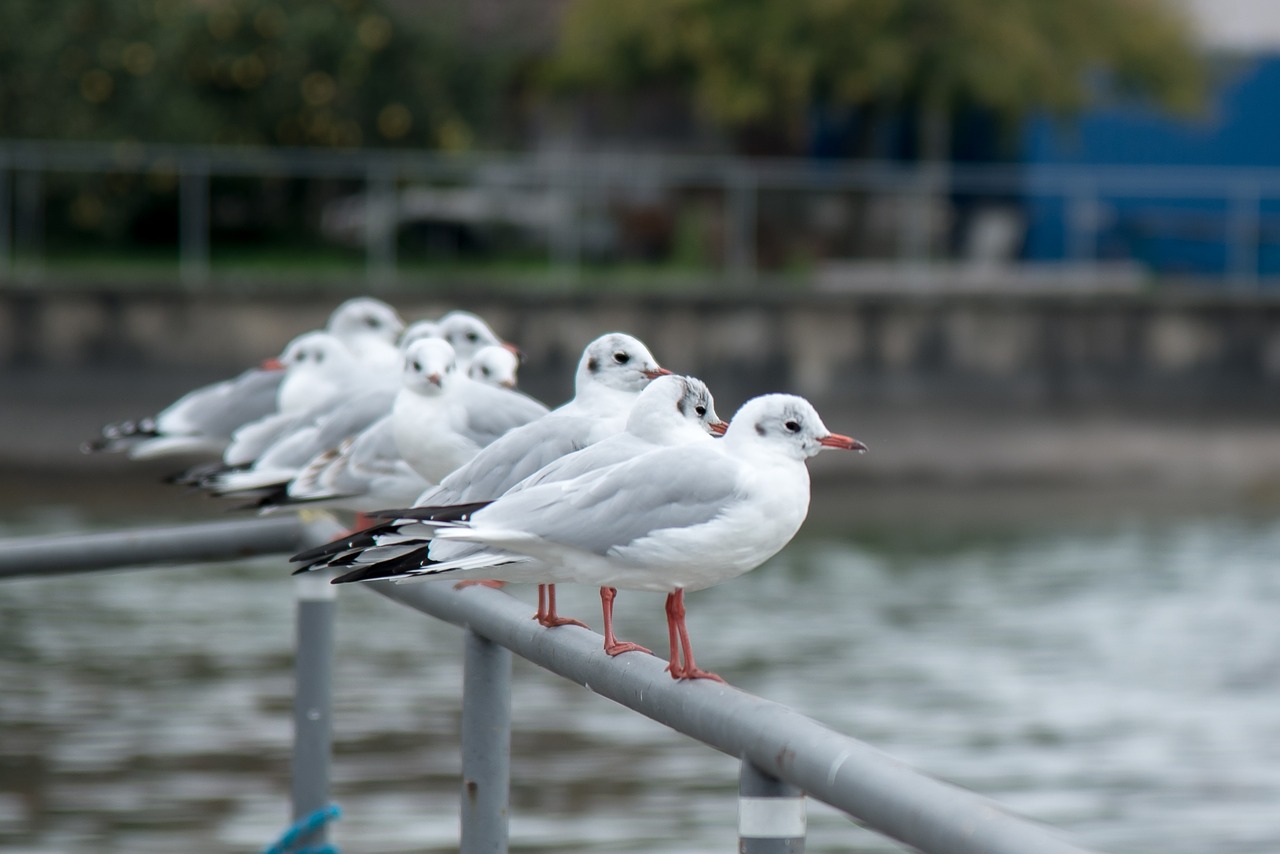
[534, 584, 588, 629]
[664, 589, 723, 682]
[600, 587, 650, 656]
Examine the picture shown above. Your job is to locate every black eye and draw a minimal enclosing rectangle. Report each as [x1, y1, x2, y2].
[364, 316, 381, 328]
[784, 420, 801, 433]
[467, 332, 479, 342]
[613, 351, 630, 364]
[411, 360, 422, 372]
[695, 405, 707, 417]
[481, 366, 491, 376]
[315, 352, 325, 363]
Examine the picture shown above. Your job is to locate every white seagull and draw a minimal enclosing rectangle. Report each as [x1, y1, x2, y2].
[84, 297, 402, 460]
[296, 394, 865, 682]
[340, 373, 727, 644]
[277, 339, 546, 511]
[412, 332, 669, 508]
[390, 338, 549, 484]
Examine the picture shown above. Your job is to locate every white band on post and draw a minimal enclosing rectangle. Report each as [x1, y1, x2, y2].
[739, 796, 807, 838]
[295, 569, 337, 602]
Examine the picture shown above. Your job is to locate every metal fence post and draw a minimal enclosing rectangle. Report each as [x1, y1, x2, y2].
[0, 153, 10, 276]
[179, 158, 210, 288]
[15, 167, 43, 274]
[291, 568, 336, 850]
[365, 162, 397, 290]
[1228, 182, 1260, 288]
[460, 627, 512, 854]
[740, 760, 806, 853]
[726, 164, 757, 287]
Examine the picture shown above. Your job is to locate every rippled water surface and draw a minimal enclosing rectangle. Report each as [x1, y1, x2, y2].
[2, 483, 1279, 853]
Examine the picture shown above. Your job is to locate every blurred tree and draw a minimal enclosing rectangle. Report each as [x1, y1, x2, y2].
[0, 0, 509, 149]
[547, 0, 1207, 156]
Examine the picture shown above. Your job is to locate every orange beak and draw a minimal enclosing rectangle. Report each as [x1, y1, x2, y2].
[261, 357, 285, 371]
[708, 420, 729, 436]
[642, 367, 673, 379]
[501, 341, 525, 364]
[819, 433, 868, 452]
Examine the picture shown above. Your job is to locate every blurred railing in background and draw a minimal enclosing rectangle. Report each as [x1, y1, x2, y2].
[1, 139, 1278, 291]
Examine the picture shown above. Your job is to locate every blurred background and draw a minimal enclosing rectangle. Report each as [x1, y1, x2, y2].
[2, 0, 1280, 852]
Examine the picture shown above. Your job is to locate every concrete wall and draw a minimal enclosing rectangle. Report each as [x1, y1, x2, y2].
[5, 285, 1280, 411]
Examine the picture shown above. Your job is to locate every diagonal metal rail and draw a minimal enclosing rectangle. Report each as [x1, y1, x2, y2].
[0, 518, 1103, 853]
[373, 581, 1099, 854]
[0, 516, 304, 578]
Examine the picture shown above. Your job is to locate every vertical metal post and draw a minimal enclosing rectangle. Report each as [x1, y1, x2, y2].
[365, 163, 397, 290]
[0, 159, 10, 277]
[460, 627, 511, 854]
[726, 165, 758, 288]
[291, 569, 336, 850]
[739, 760, 806, 853]
[15, 167, 43, 274]
[549, 149, 581, 284]
[1066, 180, 1097, 266]
[1228, 183, 1259, 289]
[179, 159, 210, 288]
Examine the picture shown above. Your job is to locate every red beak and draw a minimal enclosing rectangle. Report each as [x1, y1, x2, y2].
[642, 367, 673, 379]
[428, 373, 442, 386]
[261, 357, 285, 371]
[708, 420, 729, 436]
[501, 341, 525, 364]
[819, 433, 867, 452]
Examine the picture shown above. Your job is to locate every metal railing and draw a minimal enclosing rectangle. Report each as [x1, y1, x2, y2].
[2, 138, 1279, 290]
[0, 517, 1101, 853]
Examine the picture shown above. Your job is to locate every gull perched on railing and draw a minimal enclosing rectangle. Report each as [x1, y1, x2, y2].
[82, 297, 403, 460]
[295, 394, 865, 682]
[312, 373, 727, 648]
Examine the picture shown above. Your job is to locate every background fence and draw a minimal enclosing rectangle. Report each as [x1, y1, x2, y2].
[2, 139, 1279, 291]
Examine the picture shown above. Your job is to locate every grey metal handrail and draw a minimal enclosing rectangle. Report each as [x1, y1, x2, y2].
[0, 516, 303, 578]
[375, 580, 1098, 854]
[0, 518, 1103, 853]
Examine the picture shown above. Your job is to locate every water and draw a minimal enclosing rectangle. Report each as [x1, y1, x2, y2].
[1, 484, 1279, 853]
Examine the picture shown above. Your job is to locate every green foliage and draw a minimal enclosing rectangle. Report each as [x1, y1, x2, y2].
[0, 0, 503, 149]
[548, 0, 1207, 142]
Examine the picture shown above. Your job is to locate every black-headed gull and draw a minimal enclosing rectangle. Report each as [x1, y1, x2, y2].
[296, 394, 865, 681]
[325, 296, 405, 372]
[435, 310, 520, 369]
[84, 297, 402, 460]
[411, 332, 670, 508]
[274, 339, 546, 511]
[391, 338, 548, 483]
[325, 373, 727, 643]
[467, 345, 520, 389]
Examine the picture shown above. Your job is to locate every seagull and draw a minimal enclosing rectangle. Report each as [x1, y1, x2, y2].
[189, 331, 391, 494]
[83, 297, 402, 460]
[325, 296, 405, 373]
[390, 338, 548, 484]
[295, 394, 866, 682]
[275, 339, 546, 511]
[323, 373, 727, 646]
[386, 331, 670, 623]
[435, 310, 520, 369]
[467, 345, 520, 389]
[412, 332, 670, 508]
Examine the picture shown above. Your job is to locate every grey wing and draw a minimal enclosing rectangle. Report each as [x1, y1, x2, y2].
[309, 388, 396, 454]
[156, 367, 283, 440]
[512, 434, 649, 492]
[456, 383, 549, 447]
[480, 445, 738, 556]
[431, 415, 595, 503]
